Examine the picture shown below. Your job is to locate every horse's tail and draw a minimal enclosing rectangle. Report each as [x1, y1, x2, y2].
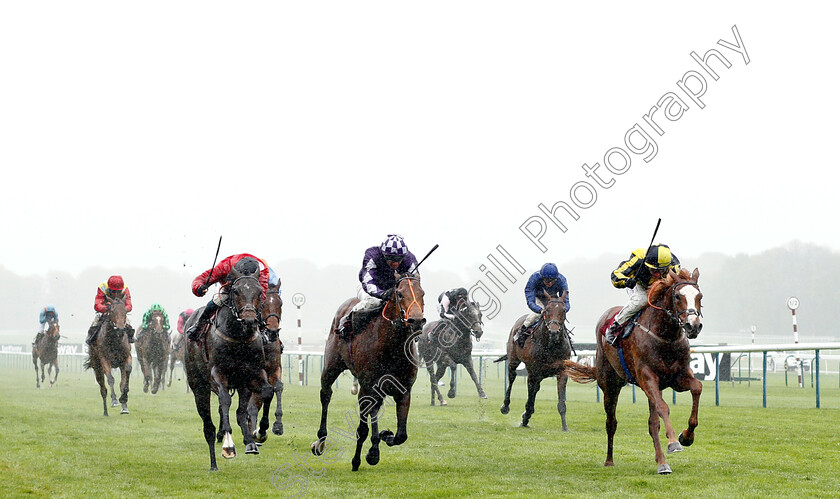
[493, 354, 507, 363]
[83, 351, 101, 371]
[564, 360, 597, 384]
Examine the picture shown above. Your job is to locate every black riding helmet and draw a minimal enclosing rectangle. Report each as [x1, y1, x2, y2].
[234, 257, 260, 276]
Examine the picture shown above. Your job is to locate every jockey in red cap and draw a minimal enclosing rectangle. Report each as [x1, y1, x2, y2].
[86, 275, 134, 345]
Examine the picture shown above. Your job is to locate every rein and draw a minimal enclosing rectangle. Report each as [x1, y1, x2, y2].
[227, 275, 261, 323]
[382, 276, 422, 328]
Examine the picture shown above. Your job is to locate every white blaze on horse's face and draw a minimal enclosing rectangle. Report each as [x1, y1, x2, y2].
[678, 285, 703, 337]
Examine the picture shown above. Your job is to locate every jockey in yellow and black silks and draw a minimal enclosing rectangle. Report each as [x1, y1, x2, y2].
[605, 244, 680, 346]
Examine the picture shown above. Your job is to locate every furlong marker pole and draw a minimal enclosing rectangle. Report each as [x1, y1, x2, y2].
[297, 305, 303, 386]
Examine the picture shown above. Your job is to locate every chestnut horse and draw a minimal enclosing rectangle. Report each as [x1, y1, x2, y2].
[565, 268, 703, 475]
[496, 290, 571, 429]
[311, 274, 425, 471]
[251, 288, 285, 443]
[84, 299, 132, 416]
[32, 318, 61, 388]
[184, 269, 274, 471]
[136, 309, 171, 394]
[417, 297, 485, 405]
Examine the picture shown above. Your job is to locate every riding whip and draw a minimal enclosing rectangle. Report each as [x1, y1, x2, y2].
[646, 218, 661, 253]
[414, 243, 439, 273]
[203, 235, 223, 287]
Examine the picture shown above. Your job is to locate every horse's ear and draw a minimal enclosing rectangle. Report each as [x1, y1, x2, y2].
[691, 267, 700, 282]
[668, 268, 678, 281]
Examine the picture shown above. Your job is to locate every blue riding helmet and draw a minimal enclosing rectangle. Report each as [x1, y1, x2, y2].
[539, 263, 560, 280]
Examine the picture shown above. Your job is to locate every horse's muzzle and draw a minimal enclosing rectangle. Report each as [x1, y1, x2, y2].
[407, 318, 426, 332]
[684, 322, 703, 339]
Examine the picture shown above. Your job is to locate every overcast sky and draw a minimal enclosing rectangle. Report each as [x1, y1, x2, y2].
[3, 2, 838, 285]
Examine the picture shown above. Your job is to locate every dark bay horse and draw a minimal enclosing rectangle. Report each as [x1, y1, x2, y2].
[32, 318, 61, 388]
[84, 299, 132, 416]
[417, 297, 485, 405]
[184, 269, 274, 471]
[136, 309, 171, 394]
[565, 268, 703, 474]
[496, 290, 571, 429]
[312, 274, 425, 471]
[251, 288, 285, 443]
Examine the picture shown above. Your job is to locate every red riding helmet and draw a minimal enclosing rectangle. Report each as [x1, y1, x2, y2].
[107, 275, 125, 291]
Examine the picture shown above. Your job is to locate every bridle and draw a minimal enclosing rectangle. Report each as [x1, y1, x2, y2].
[537, 298, 568, 344]
[383, 276, 422, 328]
[453, 297, 484, 338]
[227, 275, 261, 323]
[648, 280, 702, 331]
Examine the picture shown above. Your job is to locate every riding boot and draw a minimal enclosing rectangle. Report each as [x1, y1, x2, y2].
[605, 321, 623, 347]
[33, 332, 43, 347]
[126, 325, 135, 343]
[337, 314, 350, 339]
[514, 324, 528, 348]
[187, 305, 216, 341]
[85, 324, 98, 345]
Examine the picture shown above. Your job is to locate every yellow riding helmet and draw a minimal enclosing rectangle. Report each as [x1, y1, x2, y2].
[644, 244, 672, 270]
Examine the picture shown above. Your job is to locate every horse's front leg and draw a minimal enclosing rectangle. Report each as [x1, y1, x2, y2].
[365, 398, 385, 466]
[521, 375, 542, 427]
[237, 388, 260, 455]
[381, 389, 411, 447]
[118, 356, 132, 414]
[271, 377, 284, 436]
[103, 360, 119, 407]
[556, 369, 569, 431]
[33, 357, 41, 388]
[463, 357, 487, 399]
[677, 374, 703, 447]
[638, 371, 677, 474]
[50, 361, 59, 387]
[212, 368, 236, 459]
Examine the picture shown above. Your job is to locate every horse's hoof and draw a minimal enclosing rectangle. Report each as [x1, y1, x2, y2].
[667, 442, 683, 454]
[366, 448, 380, 466]
[440, 399, 447, 406]
[519, 421, 530, 428]
[479, 393, 488, 399]
[111, 401, 118, 407]
[272, 422, 284, 436]
[143, 385, 149, 393]
[657, 463, 672, 475]
[254, 432, 267, 444]
[120, 408, 129, 415]
[447, 389, 456, 399]
[311, 438, 326, 456]
[500, 405, 509, 415]
[222, 447, 236, 459]
[245, 443, 259, 455]
[379, 430, 395, 446]
[678, 431, 695, 447]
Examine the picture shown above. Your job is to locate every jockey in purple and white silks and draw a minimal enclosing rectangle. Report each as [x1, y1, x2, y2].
[337, 234, 419, 335]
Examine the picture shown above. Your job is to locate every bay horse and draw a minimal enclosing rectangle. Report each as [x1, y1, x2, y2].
[136, 309, 171, 394]
[417, 297, 485, 405]
[32, 318, 61, 388]
[184, 269, 274, 471]
[168, 330, 187, 390]
[311, 273, 425, 471]
[565, 268, 703, 475]
[251, 288, 285, 443]
[496, 290, 571, 429]
[83, 298, 132, 416]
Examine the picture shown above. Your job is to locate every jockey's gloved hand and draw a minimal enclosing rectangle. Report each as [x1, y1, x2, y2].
[625, 278, 637, 289]
[378, 288, 394, 300]
[196, 284, 209, 297]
